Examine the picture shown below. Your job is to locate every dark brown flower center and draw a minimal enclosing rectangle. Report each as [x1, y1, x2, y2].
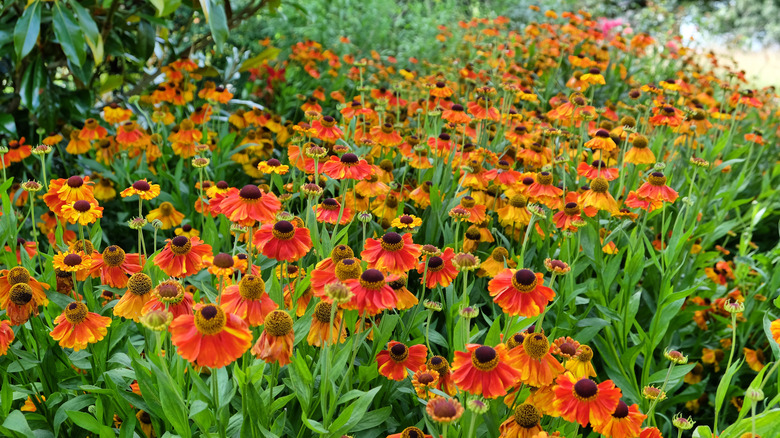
[67, 176, 84, 188]
[613, 401, 629, 418]
[73, 200, 92, 212]
[239, 184, 262, 200]
[560, 342, 578, 356]
[272, 221, 295, 240]
[132, 180, 151, 191]
[341, 153, 359, 164]
[213, 253, 234, 269]
[216, 181, 229, 189]
[389, 343, 409, 362]
[433, 401, 457, 418]
[64, 254, 83, 267]
[574, 378, 598, 399]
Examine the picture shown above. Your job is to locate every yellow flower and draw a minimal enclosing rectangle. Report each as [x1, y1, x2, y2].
[120, 179, 161, 200]
[391, 214, 422, 230]
[60, 200, 104, 225]
[146, 202, 184, 229]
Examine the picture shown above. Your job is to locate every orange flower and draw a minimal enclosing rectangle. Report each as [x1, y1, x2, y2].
[89, 245, 142, 288]
[430, 81, 454, 98]
[257, 158, 290, 175]
[527, 171, 563, 209]
[120, 179, 161, 201]
[584, 129, 617, 152]
[640, 427, 662, 438]
[509, 333, 565, 387]
[441, 104, 471, 124]
[307, 301, 346, 347]
[361, 232, 421, 275]
[554, 201, 583, 231]
[309, 245, 355, 298]
[2, 138, 32, 166]
[451, 343, 521, 399]
[141, 279, 194, 319]
[387, 427, 433, 438]
[171, 303, 252, 368]
[488, 268, 555, 317]
[314, 198, 353, 225]
[635, 172, 678, 203]
[79, 119, 108, 140]
[322, 153, 372, 180]
[211, 185, 281, 226]
[0, 266, 49, 309]
[577, 160, 619, 181]
[427, 355, 457, 396]
[370, 123, 404, 147]
[221, 275, 277, 327]
[113, 273, 154, 322]
[154, 236, 212, 278]
[251, 309, 295, 366]
[624, 135, 655, 165]
[0, 320, 14, 356]
[50, 302, 112, 351]
[43, 176, 97, 216]
[426, 396, 464, 424]
[60, 200, 104, 225]
[5, 283, 41, 325]
[252, 220, 312, 262]
[343, 269, 397, 316]
[771, 319, 780, 345]
[553, 373, 622, 427]
[53, 251, 94, 280]
[498, 403, 544, 438]
[648, 105, 684, 127]
[580, 177, 620, 214]
[376, 341, 428, 381]
[66, 131, 91, 154]
[593, 400, 647, 438]
[417, 248, 458, 289]
[146, 202, 185, 229]
[388, 276, 417, 310]
[102, 103, 132, 124]
[311, 116, 343, 142]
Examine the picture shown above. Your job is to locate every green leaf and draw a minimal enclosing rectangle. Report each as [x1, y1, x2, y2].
[2, 411, 33, 437]
[200, 0, 228, 50]
[330, 387, 381, 435]
[240, 47, 282, 72]
[13, 0, 42, 61]
[71, 1, 104, 65]
[53, 3, 87, 67]
[54, 394, 97, 435]
[0, 114, 16, 136]
[692, 425, 713, 438]
[150, 362, 192, 437]
[66, 411, 103, 434]
[715, 359, 743, 430]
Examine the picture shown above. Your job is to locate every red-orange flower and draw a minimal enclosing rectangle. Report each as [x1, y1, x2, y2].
[635, 172, 678, 203]
[252, 220, 312, 262]
[509, 333, 565, 387]
[361, 232, 421, 275]
[251, 310, 295, 366]
[113, 273, 154, 322]
[488, 269, 555, 317]
[211, 184, 281, 226]
[50, 302, 112, 351]
[417, 248, 458, 288]
[592, 400, 647, 438]
[221, 275, 277, 327]
[0, 320, 14, 356]
[376, 341, 428, 381]
[311, 115, 343, 142]
[553, 373, 622, 427]
[141, 279, 194, 319]
[451, 343, 521, 398]
[321, 153, 372, 180]
[343, 269, 397, 316]
[314, 198, 353, 225]
[43, 176, 97, 216]
[154, 236, 212, 278]
[171, 303, 253, 368]
[89, 245, 142, 288]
